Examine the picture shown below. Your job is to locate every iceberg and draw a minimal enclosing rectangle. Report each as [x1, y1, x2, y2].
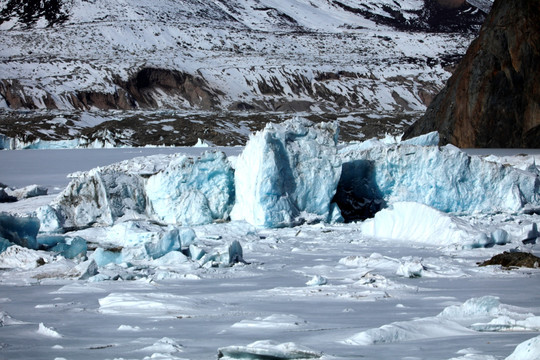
[146, 151, 235, 225]
[49, 151, 234, 230]
[34, 120, 540, 233]
[231, 118, 342, 227]
[337, 142, 540, 220]
[361, 202, 509, 248]
[506, 335, 540, 360]
[6, 185, 48, 200]
[217, 340, 322, 359]
[0, 213, 40, 249]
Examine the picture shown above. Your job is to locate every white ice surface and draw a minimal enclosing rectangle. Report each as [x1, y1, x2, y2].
[0, 146, 539, 360]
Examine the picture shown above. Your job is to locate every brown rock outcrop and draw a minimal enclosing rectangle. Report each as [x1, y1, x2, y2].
[404, 0, 540, 148]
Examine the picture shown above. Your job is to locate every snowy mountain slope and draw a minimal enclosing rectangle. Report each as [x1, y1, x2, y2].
[0, 0, 491, 146]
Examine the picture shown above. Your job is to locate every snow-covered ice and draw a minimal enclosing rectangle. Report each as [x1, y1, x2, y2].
[0, 119, 539, 359]
[506, 335, 540, 360]
[361, 202, 510, 248]
[217, 340, 323, 360]
[344, 296, 540, 346]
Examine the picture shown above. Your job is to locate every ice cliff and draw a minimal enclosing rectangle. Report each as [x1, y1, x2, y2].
[231, 118, 342, 227]
[33, 118, 540, 234]
[40, 151, 235, 231]
[337, 140, 540, 221]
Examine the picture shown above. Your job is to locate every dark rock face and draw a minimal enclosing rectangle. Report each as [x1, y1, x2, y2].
[479, 251, 540, 268]
[404, 0, 540, 148]
[333, 0, 486, 33]
[0, 0, 69, 27]
[0, 68, 221, 111]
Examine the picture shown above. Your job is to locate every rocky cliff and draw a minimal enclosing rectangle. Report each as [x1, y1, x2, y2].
[404, 0, 540, 148]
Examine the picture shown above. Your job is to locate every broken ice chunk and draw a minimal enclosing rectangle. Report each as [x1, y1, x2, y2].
[306, 275, 327, 286]
[0, 213, 40, 249]
[231, 118, 341, 228]
[37, 323, 62, 338]
[217, 340, 322, 359]
[91, 248, 123, 267]
[396, 258, 424, 278]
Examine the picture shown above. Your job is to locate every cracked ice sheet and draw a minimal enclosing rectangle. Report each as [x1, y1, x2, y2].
[0, 222, 539, 359]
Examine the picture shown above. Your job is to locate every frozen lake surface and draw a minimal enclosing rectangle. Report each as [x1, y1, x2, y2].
[0, 145, 539, 360]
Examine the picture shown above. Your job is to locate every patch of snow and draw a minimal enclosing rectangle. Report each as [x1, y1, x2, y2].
[361, 202, 510, 248]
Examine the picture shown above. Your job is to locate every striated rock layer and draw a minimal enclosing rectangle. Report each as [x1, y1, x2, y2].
[404, 0, 540, 148]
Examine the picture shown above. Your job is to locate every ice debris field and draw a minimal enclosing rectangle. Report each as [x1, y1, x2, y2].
[0, 118, 539, 359]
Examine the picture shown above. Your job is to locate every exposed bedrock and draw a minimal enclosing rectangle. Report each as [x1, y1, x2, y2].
[404, 0, 540, 148]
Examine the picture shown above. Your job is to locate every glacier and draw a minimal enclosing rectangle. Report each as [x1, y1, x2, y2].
[337, 141, 540, 220]
[231, 117, 342, 227]
[42, 150, 235, 230]
[34, 119, 540, 235]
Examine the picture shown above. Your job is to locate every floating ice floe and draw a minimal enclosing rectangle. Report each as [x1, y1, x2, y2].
[0, 311, 28, 326]
[344, 296, 540, 346]
[99, 292, 212, 318]
[231, 118, 342, 227]
[306, 275, 328, 286]
[138, 337, 184, 354]
[217, 340, 322, 359]
[360, 202, 511, 248]
[231, 314, 309, 330]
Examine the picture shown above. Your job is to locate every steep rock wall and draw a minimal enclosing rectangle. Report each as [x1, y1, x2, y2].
[404, 0, 540, 148]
